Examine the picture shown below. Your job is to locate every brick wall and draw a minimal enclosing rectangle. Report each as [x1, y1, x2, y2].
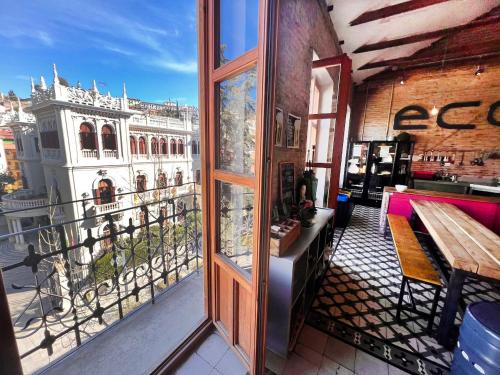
[350, 58, 500, 179]
[272, 0, 341, 203]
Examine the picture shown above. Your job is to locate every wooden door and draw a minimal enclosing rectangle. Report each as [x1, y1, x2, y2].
[198, 0, 274, 372]
[307, 54, 352, 209]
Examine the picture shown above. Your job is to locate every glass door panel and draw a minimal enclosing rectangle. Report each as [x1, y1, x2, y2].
[217, 181, 254, 275]
[305, 119, 335, 164]
[216, 0, 259, 67]
[217, 67, 257, 175]
[311, 167, 332, 208]
[308, 63, 340, 116]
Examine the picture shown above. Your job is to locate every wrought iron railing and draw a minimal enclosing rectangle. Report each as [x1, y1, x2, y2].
[0, 182, 202, 373]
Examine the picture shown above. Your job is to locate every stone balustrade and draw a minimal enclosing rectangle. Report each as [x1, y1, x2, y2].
[1, 190, 49, 211]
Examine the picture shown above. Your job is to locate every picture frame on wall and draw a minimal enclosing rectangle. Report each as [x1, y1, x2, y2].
[275, 107, 284, 146]
[279, 162, 295, 215]
[286, 113, 301, 149]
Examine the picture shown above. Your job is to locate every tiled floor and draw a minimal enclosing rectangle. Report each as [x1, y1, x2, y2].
[174, 330, 248, 375]
[267, 324, 408, 375]
[306, 205, 500, 375]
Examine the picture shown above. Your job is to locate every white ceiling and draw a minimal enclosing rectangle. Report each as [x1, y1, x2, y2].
[327, 0, 500, 84]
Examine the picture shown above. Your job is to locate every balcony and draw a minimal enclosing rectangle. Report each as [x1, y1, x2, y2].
[81, 149, 98, 158]
[0, 184, 203, 374]
[1, 189, 49, 217]
[103, 149, 118, 158]
[94, 200, 123, 215]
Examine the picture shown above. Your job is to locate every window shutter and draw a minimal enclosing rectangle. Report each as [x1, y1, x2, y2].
[110, 186, 116, 203]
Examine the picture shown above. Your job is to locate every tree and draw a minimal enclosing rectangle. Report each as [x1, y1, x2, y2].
[0, 172, 15, 185]
[0, 172, 15, 193]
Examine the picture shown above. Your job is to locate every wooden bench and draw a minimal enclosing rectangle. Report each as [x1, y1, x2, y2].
[387, 214, 442, 332]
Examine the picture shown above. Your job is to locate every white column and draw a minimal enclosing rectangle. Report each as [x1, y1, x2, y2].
[97, 123, 103, 159]
[13, 218, 25, 244]
[6, 218, 15, 243]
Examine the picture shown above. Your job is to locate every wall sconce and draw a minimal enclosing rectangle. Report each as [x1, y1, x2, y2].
[431, 105, 439, 116]
[475, 65, 484, 76]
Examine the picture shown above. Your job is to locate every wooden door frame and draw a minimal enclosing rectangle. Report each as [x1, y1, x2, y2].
[199, 0, 277, 373]
[308, 54, 352, 209]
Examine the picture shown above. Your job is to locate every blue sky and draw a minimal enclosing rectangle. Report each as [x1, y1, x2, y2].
[0, 0, 199, 106]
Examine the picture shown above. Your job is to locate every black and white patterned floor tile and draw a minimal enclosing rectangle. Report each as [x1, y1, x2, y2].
[307, 205, 500, 375]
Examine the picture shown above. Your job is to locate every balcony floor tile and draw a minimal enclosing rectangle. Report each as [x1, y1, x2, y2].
[43, 272, 204, 375]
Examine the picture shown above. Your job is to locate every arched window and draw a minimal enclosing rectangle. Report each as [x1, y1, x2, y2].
[160, 138, 167, 155]
[151, 137, 159, 155]
[170, 139, 177, 155]
[175, 170, 183, 186]
[80, 123, 97, 150]
[157, 172, 167, 188]
[94, 178, 115, 205]
[130, 136, 137, 154]
[177, 139, 184, 156]
[138, 137, 147, 155]
[101, 125, 117, 150]
[101, 224, 117, 251]
[136, 175, 146, 192]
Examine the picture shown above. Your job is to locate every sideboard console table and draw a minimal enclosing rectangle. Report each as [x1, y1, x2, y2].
[266, 208, 334, 357]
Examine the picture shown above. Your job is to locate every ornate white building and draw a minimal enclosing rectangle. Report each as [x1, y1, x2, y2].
[1, 65, 200, 249]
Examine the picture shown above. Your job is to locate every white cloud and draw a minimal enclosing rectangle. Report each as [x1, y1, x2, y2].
[93, 39, 136, 57]
[0, 28, 54, 47]
[15, 75, 30, 81]
[150, 59, 198, 74]
[37, 31, 54, 46]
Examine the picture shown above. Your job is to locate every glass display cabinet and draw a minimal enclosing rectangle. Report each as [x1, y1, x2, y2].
[343, 141, 414, 205]
[366, 141, 398, 202]
[343, 141, 370, 199]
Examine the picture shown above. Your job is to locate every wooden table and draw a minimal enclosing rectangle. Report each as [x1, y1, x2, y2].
[410, 199, 500, 347]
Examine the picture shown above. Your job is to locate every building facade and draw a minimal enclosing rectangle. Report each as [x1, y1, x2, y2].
[0, 126, 24, 192]
[1, 65, 200, 250]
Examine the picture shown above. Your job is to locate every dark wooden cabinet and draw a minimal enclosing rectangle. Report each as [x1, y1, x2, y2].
[343, 141, 414, 205]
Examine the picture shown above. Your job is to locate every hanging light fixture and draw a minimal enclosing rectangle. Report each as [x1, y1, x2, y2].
[430, 39, 448, 118]
[474, 56, 484, 76]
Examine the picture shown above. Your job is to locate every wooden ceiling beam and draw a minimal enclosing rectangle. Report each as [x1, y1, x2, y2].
[350, 0, 450, 26]
[359, 43, 500, 70]
[353, 15, 500, 53]
[360, 51, 500, 78]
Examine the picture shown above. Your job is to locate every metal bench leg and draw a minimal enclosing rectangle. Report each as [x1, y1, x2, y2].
[427, 285, 441, 333]
[406, 279, 417, 311]
[396, 276, 406, 322]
